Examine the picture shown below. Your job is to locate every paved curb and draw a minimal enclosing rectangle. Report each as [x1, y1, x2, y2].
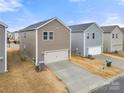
[88, 73, 124, 93]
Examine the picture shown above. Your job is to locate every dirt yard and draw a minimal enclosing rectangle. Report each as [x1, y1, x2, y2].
[0, 48, 68, 93]
[71, 55, 123, 78]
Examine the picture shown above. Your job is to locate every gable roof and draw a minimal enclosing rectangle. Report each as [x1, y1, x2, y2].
[0, 21, 8, 28]
[101, 25, 120, 33]
[19, 17, 71, 32]
[69, 23, 95, 32]
[120, 28, 124, 34]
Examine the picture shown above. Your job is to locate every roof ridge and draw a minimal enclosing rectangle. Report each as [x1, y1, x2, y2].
[69, 22, 95, 27]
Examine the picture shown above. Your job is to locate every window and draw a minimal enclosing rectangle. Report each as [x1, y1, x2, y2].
[92, 33, 95, 39]
[43, 32, 54, 40]
[87, 33, 89, 39]
[24, 33, 26, 38]
[112, 34, 114, 38]
[116, 34, 118, 38]
[49, 32, 53, 40]
[43, 32, 48, 40]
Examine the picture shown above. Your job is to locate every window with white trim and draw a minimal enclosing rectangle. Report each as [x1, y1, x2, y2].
[43, 32, 48, 40]
[112, 34, 114, 38]
[92, 33, 95, 39]
[24, 33, 26, 38]
[43, 32, 54, 40]
[116, 34, 118, 38]
[87, 33, 89, 39]
[49, 32, 53, 40]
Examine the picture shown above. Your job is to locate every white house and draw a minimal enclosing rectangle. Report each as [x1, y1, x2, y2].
[101, 25, 123, 52]
[69, 22, 103, 57]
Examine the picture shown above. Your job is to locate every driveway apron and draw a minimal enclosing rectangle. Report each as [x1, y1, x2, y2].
[46, 61, 106, 93]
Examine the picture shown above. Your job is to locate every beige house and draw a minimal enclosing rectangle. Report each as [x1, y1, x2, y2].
[19, 17, 71, 65]
[0, 21, 7, 73]
[101, 25, 123, 52]
[120, 28, 124, 49]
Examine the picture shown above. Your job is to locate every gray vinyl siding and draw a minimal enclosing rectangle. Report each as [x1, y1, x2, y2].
[71, 32, 84, 56]
[111, 27, 123, 52]
[103, 33, 111, 52]
[19, 30, 36, 59]
[0, 25, 5, 73]
[37, 20, 70, 64]
[84, 24, 103, 56]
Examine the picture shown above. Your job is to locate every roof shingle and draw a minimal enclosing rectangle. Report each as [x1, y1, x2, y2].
[69, 23, 94, 32]
[101, 25, 119, 33]
[19, 18, 54, 31]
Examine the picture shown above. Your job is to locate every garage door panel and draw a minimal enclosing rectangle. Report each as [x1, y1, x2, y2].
[44, 50, 68, 64]
[88, 46, 101, 55]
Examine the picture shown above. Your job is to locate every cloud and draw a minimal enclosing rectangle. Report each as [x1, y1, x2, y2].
[0, 0, 23, 12]
[101, 13, 124, 27]
[116, 0, 124, 5]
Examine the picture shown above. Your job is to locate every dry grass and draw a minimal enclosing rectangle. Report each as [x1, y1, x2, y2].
[71, 55, 123, 79]
[0, 48, 68, 93]
[103, 53, 124, 61]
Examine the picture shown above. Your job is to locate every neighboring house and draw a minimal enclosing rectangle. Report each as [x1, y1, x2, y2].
[19, 17, 71, 65]
[0, 21, 7, 73]
[69, 22, 103, 57]
[101, 25, 123, 52]
[7, 31, 14, 40]
[13, 31, 19, 42]
[120, 28, 124, 49]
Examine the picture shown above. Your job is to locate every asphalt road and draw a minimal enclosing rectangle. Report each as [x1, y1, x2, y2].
[91, 75, 124, 93]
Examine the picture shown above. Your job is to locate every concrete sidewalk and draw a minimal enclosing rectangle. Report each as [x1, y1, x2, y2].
[47, 61, 106, 93]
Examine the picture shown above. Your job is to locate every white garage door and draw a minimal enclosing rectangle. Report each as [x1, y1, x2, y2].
[44, 49, 68, 64]
[88, 46, 102, 55]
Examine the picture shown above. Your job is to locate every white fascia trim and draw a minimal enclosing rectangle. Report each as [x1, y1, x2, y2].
[35, 29, 38, 66]
[83, 32, 86, 57]
[5, 27, 7, 72]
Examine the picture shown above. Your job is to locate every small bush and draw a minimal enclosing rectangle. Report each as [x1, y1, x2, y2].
[114, 50, 118, 54]
[87, 55, 94, 60]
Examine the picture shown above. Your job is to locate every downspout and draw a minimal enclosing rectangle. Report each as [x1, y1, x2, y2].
[35, 29, 38, 66]
[5, 26, 7, 72]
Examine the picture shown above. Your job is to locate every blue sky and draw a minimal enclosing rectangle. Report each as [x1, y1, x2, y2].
[0, 0, 124, 31]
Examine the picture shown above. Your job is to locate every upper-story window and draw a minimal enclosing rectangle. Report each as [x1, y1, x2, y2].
[112, 34, 114, 38]
[43, 31, 54, 40]
[87, 33, 89, 39]
[116, 34, 118, 38]
[92, 33, 95, 39]
[49, 32, 53, 40]
[24, 33, 26, 38]
[43, 32, 48, 40]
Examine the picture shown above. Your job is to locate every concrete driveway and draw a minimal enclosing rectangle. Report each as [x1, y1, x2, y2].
[94, 54, 124, 69]
[47, 61, 106, 93]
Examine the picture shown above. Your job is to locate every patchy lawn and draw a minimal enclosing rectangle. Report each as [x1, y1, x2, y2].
[71, 55, 123, 78]
[103, 53, 124, 61]
[0, 48, 68, 93]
